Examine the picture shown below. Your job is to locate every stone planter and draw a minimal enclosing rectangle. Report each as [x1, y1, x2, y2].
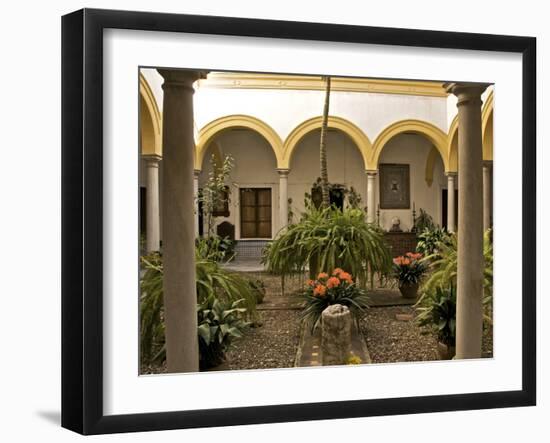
[437, 341, 456, 360]
[398, 281, 419, 299]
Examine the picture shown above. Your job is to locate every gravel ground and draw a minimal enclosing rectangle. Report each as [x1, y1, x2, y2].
[361, 306, 439, 363]
[225, 309, 301, 370]
[361, 306, 493, 363]
[141, 300, 493, 373]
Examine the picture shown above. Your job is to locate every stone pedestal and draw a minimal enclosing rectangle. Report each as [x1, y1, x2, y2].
[321, 304, 352, 365]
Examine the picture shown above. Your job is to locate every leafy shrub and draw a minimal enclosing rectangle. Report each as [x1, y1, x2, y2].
[300, 269, 369, 332]
[416, 227, 452, 258]
[247, 278, 266, 304]
[139, 252, 256, 368]
[197, 295, 250, 370]
[416, 284, 456, 347]
[422, 230, 493, 303]
[392, 252, 427, 286]
[263, 207, 391, 285]
[195, 234, 235, 262]
[414, 208, 436, 233]
[139, 253, 165, 364]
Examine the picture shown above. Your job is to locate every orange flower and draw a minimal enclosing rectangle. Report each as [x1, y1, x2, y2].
[332, 268, 344, 276]
[393, 257, 403, 265]
[326, 276, 340, 288]
[313, 284, 327, 297]
[307, 279, 316, 287]
[406, 252, 422, 260]
[339, 272, 353, 283]
[317, 272, 329, 280]
[402, 258, 411, 265]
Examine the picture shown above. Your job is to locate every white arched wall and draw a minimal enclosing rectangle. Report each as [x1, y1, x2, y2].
[288, 129, 367, 219]
[376, 133, 446, 231]
[199, 129, 279, 239]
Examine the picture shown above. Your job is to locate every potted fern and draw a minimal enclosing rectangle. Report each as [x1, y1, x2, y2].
[392, 252, 427, 299]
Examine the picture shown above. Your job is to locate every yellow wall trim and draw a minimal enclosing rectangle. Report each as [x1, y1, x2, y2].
[198, 73, 448, 97]
[139, 74, 162, 156]
[196, 115, 284, 169]
[282, 116, 373, 170]
[371, 119, 449, 171]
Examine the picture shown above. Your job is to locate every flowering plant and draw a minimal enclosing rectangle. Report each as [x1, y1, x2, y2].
[301, 268, 369, 332]
[392, 252, 427, 285]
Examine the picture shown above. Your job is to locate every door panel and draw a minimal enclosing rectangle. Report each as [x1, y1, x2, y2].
[240, 188, 272, 238]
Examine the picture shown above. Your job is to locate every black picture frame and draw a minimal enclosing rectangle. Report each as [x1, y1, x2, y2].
[62, 8, 536, 435]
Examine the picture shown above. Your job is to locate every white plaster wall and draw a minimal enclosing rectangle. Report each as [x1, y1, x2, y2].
[376, 133, 446, 231]
[288, 129, 367, 219]
[193, 86, 448, 142]
[140, 69, 449, 144]
[198, 130, 280, 239]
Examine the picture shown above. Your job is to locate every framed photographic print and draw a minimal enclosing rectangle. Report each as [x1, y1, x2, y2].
[62, 8, 536, 435]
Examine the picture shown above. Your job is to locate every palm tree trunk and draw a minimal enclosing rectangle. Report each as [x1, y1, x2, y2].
[319, 76, 331, 208]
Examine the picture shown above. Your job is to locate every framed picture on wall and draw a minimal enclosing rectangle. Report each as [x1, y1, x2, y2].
[62, 8, 536, 435]
[379, 163, 410, 209]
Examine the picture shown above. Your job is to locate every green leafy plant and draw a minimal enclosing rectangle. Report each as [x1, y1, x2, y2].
[416, 283, 456, 347]
[300, 268, 369, 332]
[422, 230, 493, 301]
[420, 229, 493, 323]
[416, 227, 452, 258]
[197, 295, 250, 370]
[263, 207, 392, 285]
[247, 278, 266, 304]
[139, 253, 165, 364]
[392, 252, 427, 286]
[346, 186, 363, 210]
[197, 153, 234, 236]
[195, 234, 235, 262]
[139, 251, 256, 368]
[414, 208, 436, 233]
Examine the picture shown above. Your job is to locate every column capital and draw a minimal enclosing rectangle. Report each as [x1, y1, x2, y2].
[444, 82, 490, 107]
[142, 153, 162, 165]
[277, 168, 291, 177]
[194, 169, 202, 178]
[482, 160, 493, 169]
[158, 69, 209, 91]
[445, 171, 458, 177]
[365, 169, 378, 177]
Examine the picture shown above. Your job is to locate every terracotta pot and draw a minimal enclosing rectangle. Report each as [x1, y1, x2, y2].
[437, 341, 456, 360]
[398, 281, 419, 299]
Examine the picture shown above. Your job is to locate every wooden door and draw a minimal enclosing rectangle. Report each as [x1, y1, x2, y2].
[240, 188, 272, 238]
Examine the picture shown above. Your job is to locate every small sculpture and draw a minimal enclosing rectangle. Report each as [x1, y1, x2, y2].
[390, 216, 402, 232]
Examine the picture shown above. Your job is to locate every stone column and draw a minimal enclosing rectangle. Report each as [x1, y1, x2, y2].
[483, 161, 493, 232]
[277, 169, 290, 229]
[446, 172, 457, 233]
[194, 169, 201, 238]
[446, 82, 488, 359]
[366, 170, 377, 223]
[143, 154, 161, 252]
[158, 69, 205, 373]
